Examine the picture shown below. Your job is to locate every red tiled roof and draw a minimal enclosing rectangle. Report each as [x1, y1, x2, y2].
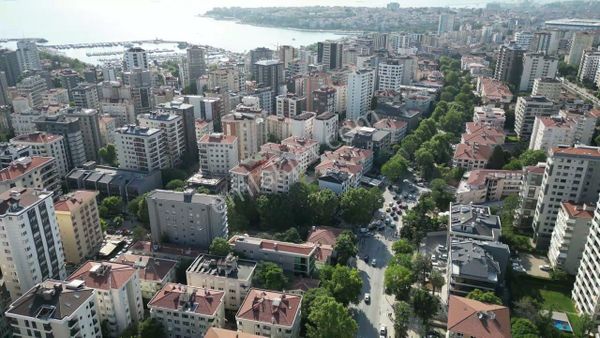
[290, 277, 320, 292]
[204, 328, 262, 338]
[148, 283, 224, 316]
[562, 202, 594, 219]
[453, 143, 494, 161]
[0, 157, 54, 181]
[465, 170, 522, 186]
[236, 289, 302, 327]
[479, 77, 513, 100]
[11, 132, 63, 144]
[115, 254, 177, 282]
[230, 235, 316, 256]
[54, 190, 98, 212]
[67, 261, 136, 291]
[524, 164, 546, 174]
[447, 295, 511, 338]
[306, 226, 344, 246]
[316, 160, 363, 176]
[261, 157, 299, 173]
[538, 116, 575, 128]
[373, 118, 408, 130]
[552, 146, 600, 157]
[229, 159, 269, 175]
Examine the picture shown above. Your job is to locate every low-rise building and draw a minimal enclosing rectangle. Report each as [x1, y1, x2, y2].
[317, 170, 354, 195]
[461, 122, 506, 147]
[230, 235, 316, 276]
[0, 157, 60, 195]
[114, 254, 177, 299]
[449, 203, 502, 242]
[67, 262, 144, 337]
[548, 202, 594, 275]
[320, 146, 373, 174]
[229, 158, 269, 197]
[260, 137, 319, 174]
[0, 143, 30, 169]
[148, 283, 225, 338]
[54, 190, 103, 264]
[476, 77, 513, 106]
[447, 295, 511, 338]
[452, 143, 493, 171]
[456, 170, 522, 204]
[260, 156, 300, 194]
[372, 118, 407, 143]
[447, 240, 510, 297]
[187, 254, 256, 310]
[236, 289, 302, 338]
[472, 106, 506, 130]
[5, 280, 102, 338]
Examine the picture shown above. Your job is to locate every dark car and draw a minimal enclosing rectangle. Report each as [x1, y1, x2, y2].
[363, 255, 369, 262]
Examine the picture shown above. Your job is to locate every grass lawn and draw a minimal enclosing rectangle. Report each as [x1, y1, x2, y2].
[568, 313, 582, 334]
[511, 274, 575, 313]
[506, 135, 520, 143]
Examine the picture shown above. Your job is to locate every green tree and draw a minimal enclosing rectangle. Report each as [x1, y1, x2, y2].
[301, 288, 332, 335]
[466, 289, 502, 305]
[333, 230, 358, 265]
[209, 237, 232, 256]
[381, 154, 409, 182]
[429, 178, 454, 210]
[340, 187, 384, 225]
[410, 288, 439, 327]
[512, 318, 540, 337]
[273, 228, 303, 243]
[399, 135, 420, 160]
[415, 148, 436, 180]
[308, 189, 339, 226]
[288, 182, 315, 226]
[175, 258, 193, 283]
[98, 144, 118, 166]
[161, 168, 188, 186]
[412, 253, 432, 285]
[429, 270, 444, 295]
[519, 149, 547, 167]
[384, 264, 414, 300]
[132, 226, 148, 242]
[393, 301, 411, 338]
[138, 317, 165, 338]
[253, 262, 287, 290]
[165, 179, 185, 190]
[392, 239, 414, 255]
[320, 265, 363, 306]
[574, 314, 594, 338]
[486, 146, 508, 169]
[127, 195, 142, 215]
[306, 294, 358, 338]
[439, 109, 465, 134]
[99, 196, 122, 219]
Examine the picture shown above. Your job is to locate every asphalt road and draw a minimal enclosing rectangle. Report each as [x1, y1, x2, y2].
[354, 180, 428, 338]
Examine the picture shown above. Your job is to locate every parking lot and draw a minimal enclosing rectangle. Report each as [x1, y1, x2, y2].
[517, 253, 552, 278]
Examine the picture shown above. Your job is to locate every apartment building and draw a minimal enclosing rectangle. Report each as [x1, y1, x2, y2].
[236, 289, 302, 338]
[320, 146, 373, 174]
[114, 125, 170, 172]
[68, 262, 144, 337]
[54, 190, 103, 265]
[114, 254, 177, 299]
[476, 77, 514, 106]
[289, 112, 315, 140]
[275, 94, 306, 118]
[529, 116, 576, 152]
[229, 235, 316, 276]
[514, 96, 558, 141]
[494, 44, 525, 87]
[17, 75, 46, 108]
[42, 88, 69, 106]
[198, 133, 239, 177]
[222, 112, 266, 161]
[447, 240, 510, 297]
[532, 77, 562, 101]
[186, 254, 257, 310]
[346, 69, 375, 121]
[578, 50, 600, 82]
[72, 83, 100, 109]
[138, 111, 185, 165]
[559, 108, 599, 145]
[532, 145, 600, 249]
[373, 118, 407, 143]
[265, 115, 292, 142]
[11, 132, 69, 177]
[259, 157, 300, 194]
[461, 122, 506, 147]
[0, 143, 30, 169]
[0, 189, 66, 300]
[452, 143, 493, 171]
[0, 157, 60, 195]
[155, 101, 198, 159]
[472, 106, 506, 130]
[313, 112, 338, 145]
[518, 53, 558, 92]
[146, 190, 228, 250]
[195, 119, 214, 141]
[148, 283, 225, 338]
[446, 296, 511, 338]
[229, 158, 269, 198]
[548, 202, 594, 275]
[62, 107, 104, 162]
[514, 163, 546, 229]
[5, 280, 101, 338]
[572, 196, 600, 321]
[312, 87, 336, 114]
[449, 203, 502, 242]
[260, 137, 319, 174]
[35, 114, 87, 169]
[566, 32, 594, 66]
[456, 169, 522, 204]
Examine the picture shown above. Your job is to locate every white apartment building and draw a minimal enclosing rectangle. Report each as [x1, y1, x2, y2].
[572, 196, 600, 320]
[260, 137, 319, 174]
[548, 202, 594, 275]
[514, 96, 557, 141]
[11, 132, 69, 177]
[68, 262, 144, 337]
[0, 157, 60, 195]
[260, 157, 300, 194]
[236, 289, 302, 338]
[276, 95, 306, 117]
[266, 115, 292, 142]
[186, 254, 256, 310]
[229, 158, 269, 198]
[514, 163, 546, 229]
[16, 40, 41, 72]
[124, 47, 149, 71]
[514, 31, 534, 49]
[567, 32, 594, 66]
[195, 119, 214, 142]
[378, 60, 404, 91]
[532, 77, 562, 101]
[313, 112, 338, 145]
[529, 116, 576, 153]
[560, 108, 599, 146]
[115, 125, 170, 173]
[11, 110, 44, 136]
[472, 106, 506, 130]
[346, 69, 375, 121]
[138, 112, 185, 165]
[518, 53, 558, 92]
[532, 145, 600, 249]
[148, 283, 225, 338]
[578, 49, 600, 82]
[17, 75, 47, 108]
[42, 88, 69, 106]
[146, 190, 228, 250]
[456, 169, 522, 204]
[5, 280, 101, 338]
[290, 112, 315, 139]
[222, 112, 266, 161]
[0, 189, 66, 300]
[198, 133, 239, 177]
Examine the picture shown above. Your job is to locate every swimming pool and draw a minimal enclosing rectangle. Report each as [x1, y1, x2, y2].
[553, 319, 573, 333]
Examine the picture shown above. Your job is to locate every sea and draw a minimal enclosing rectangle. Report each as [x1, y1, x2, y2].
[1, 0, 496, 64]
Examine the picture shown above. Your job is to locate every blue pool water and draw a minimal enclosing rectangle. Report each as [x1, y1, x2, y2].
[553, 320, 573, 333]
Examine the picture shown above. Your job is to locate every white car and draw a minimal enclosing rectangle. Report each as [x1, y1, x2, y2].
[379, 325, 387, 338]
[364, 293, 371, 304]
[539, 264, 551, 271]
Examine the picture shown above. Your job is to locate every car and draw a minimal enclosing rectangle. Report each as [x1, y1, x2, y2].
[539, 264, 551, 271]
[363, 255, 369, 262]
[393, 216, 399, 221]
[379, 325, 387, 338]
[371, 259, 377, 267]
[431, 254, 437, 261]
[440, 253, 448, 260]
[393, 195, 400, 201]
[364, 293, 371, 304]
[388, 202, 395, 207]
[385, 208, 391, 213]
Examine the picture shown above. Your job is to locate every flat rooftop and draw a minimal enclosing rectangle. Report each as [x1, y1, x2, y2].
[187, 254, 256, 281]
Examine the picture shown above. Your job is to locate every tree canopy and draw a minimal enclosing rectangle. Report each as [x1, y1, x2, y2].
[253, 262, 287, 291]
[319, 265, 363, 306]
[306, 294, 358, 338]
[209, 237, 232, 256]
[466, 289, 503, 305]
[339, 187, 384, 225]
[333, 230, 358, 265]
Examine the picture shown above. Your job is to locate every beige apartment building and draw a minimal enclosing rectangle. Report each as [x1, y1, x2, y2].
[236, 289, 302, 338]
[54, 190, 103, 264]
[198, 133, 239, 177]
